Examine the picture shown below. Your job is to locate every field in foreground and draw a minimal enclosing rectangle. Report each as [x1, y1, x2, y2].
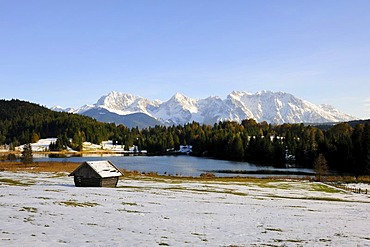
[1, 170, 370, 246]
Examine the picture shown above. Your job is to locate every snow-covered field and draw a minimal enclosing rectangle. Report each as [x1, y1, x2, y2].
[1, 172, 370, 246]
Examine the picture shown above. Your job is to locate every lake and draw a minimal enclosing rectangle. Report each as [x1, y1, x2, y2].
[34, 154, 315, 177]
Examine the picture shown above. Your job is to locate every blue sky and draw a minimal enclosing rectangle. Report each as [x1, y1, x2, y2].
[1, 0, 369, 119]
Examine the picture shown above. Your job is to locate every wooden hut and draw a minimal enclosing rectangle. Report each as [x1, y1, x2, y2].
[69, 160, 123, 187]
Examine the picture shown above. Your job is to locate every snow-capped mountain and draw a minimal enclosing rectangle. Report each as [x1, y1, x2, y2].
[151, 93, 199, 124]
[54, 91, 357, 126]
[50, 106, 76, 113]
[94, 91, 160, 116]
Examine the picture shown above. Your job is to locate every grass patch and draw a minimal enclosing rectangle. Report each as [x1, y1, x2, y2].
[158, 242, 170, 246]
[274, 239, 303, 243]
[84, 223, 98, 226]
[161, 186, 248, 196]
[0, 178, 34, 186]
[123, 177, 348, 198]
[265, 227, 283, 232]
[244, 180, 347, 193]
[117, 208, 145, 214]
[47, 173, 67, 178]
[122, 174, 290, 186]
[35, 196, 52, 200]
[191, 232, 208, 242]
[285, 205, 306, 208]
[311, 183, 343, 193]
[44, 189, 65, 192]
[19, 206, 38, 213]
[319, 238, 331, 242]
[266, 194, 370, 203]
[250, 181, 289, 189]
[116, 185, 146, 191]
[0, 161, 79, 173]
[121, 202, 139, 206]
[56, 200, 99, 207]
[23, 216, 34, 223]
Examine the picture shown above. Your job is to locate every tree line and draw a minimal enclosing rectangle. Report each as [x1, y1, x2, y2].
[133, 120, 370, 175]
[1, 99, 370, 175]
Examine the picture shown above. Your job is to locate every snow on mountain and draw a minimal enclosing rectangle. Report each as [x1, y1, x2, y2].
[53, 90, 357, 125]
[318, 104, 354, 121]
[74, 104, 94, 114]
[50, 106, 76, 113]
[198, 96, 228, 124]
[95, 91, 160, 116]
[226, 90, 356, 124]
[152, 93, 199, 125]
[51, 105, 94, 114]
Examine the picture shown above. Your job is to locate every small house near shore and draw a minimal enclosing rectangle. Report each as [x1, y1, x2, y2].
[69, 160, 123, 187]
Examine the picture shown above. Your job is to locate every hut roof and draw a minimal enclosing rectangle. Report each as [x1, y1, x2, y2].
[69, 160, 123, 178]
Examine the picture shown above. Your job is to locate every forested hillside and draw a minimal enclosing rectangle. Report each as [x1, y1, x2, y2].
[1, 99, 370, 175]
[0, 99, 119, 148]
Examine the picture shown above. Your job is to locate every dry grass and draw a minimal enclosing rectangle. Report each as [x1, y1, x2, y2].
[0, 161, 79, 173]
[324, 175, 370, 184]
[1, 161, 369, 185]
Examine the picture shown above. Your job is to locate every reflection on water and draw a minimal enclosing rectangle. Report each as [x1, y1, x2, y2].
[34, 154, 315, 177]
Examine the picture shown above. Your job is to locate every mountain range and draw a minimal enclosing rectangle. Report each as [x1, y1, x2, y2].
[52, 91, 357, 128]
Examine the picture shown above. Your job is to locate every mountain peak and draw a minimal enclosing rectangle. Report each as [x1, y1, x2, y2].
[97, 91, 138, 105]
[94, 91, 155, 115]
[170, 92, 194, 102]
[171, 92, 185, 100]
[167, 93, 197, 109]
[230, 91, 252, 97]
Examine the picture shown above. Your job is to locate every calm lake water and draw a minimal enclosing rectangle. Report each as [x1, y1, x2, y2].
[34, 154, 315, 177]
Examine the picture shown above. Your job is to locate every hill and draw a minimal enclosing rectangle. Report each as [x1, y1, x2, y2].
[0, 99, 119, 147]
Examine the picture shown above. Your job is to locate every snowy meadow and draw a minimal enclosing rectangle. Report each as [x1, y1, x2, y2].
[1, 171, 370, 246]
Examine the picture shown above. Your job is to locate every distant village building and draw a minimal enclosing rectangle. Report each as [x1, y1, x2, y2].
[128, 145, 138, 153]
[69, 160, 123, 187]
[178, 145, 192, 154]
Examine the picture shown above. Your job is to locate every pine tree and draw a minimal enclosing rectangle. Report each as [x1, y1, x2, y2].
[21, 143, 33, 166]
[72, 131, 84, 151]
[362, 124, 370, 174]
[351, 124, 364, 176]
[313, 153, 328, 181]
[273, 136, 286, 166]
[229, 134, 244, 160]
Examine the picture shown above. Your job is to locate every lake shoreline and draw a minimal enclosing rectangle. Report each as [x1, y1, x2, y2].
[0, 161, 311, 182]
[1, 161, 370, 185]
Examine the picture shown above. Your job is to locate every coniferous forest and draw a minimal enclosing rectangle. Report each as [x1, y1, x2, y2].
[1, 99, 370, 175]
